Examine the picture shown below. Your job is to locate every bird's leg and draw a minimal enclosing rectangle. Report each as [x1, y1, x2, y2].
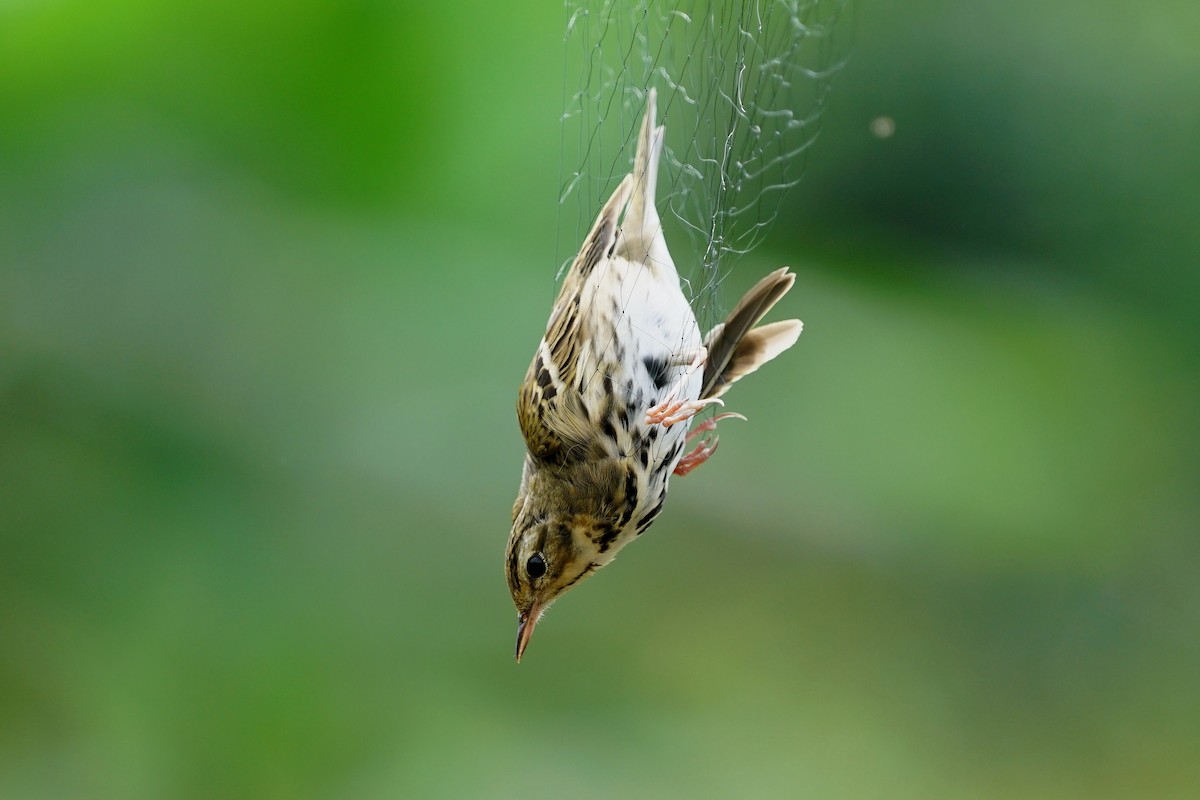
[673, 412, 748, 476]
[667, 346, 707, 369]
[645, 347, 723, 427]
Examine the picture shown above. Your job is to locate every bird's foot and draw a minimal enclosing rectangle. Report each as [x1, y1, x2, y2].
[645, 397, 723, 427]
[672, 412, 747, 476]
[645, 347, 719, 427]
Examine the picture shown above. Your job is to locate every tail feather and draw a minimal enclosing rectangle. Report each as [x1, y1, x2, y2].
[615, 88, 668, 267]
[701, 267, 802, 399]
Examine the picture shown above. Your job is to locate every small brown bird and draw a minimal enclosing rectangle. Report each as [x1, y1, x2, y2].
[506, 88, 802, 661]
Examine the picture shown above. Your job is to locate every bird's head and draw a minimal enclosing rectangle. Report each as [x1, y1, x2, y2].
[505, 507, 606, 663]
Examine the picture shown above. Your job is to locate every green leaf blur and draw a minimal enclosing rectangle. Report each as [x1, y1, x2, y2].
[2, 1, 1197, 798]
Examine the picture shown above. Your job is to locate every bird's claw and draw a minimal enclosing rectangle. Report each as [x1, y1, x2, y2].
[645, 397, 723, 427]
[674, 436, 718, 475]
[671, 412, 748, 476]
[645, 347, 718, 427]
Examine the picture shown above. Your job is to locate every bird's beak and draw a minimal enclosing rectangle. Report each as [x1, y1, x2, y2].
[515, 604, 543, 663]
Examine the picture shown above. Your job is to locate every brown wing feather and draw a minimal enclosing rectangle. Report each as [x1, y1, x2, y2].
[517, 175, 634, 465]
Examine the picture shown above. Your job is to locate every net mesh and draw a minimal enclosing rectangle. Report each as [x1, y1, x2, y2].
[557, 0, 848, 330]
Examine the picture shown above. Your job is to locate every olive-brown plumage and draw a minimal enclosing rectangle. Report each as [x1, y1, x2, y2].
[506, 89, 802, 661]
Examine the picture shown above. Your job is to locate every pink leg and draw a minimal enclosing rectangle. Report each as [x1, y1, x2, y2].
[673, 412, 747, 476]
[645, 347, 723, 428]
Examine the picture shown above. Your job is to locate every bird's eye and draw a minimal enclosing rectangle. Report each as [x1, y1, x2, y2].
[526, 553, 547, 579]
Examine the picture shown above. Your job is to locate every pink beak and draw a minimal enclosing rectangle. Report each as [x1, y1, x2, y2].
[514, 604, 543, 663]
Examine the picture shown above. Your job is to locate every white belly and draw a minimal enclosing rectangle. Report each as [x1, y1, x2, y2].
[578, 255, 702, 471]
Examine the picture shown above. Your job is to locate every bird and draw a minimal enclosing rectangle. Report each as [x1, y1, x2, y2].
[505, 88, 803, 662]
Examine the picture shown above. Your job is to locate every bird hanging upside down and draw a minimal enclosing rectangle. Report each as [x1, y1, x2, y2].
[505, 88, 803, 662]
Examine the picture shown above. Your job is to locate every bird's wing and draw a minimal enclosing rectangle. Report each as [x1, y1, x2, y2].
[518, 174, 634, 465]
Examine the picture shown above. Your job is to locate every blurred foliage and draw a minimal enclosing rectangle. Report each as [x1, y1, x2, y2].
[2, 1, 1198, 798]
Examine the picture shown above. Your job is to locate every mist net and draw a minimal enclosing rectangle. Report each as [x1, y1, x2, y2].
[557, 0, 848, 331]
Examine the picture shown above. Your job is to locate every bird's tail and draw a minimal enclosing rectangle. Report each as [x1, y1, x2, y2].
[701, 267, 803, 400]
[615, 88, 669, 268]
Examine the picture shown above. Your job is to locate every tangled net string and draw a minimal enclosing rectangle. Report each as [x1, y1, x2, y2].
[557, 0, 849, 330]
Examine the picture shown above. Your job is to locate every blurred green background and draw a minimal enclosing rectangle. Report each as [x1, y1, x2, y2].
[3, 1, 1199, 798]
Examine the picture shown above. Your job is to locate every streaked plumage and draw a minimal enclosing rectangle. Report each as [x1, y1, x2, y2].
[507, 89, 803, 661]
